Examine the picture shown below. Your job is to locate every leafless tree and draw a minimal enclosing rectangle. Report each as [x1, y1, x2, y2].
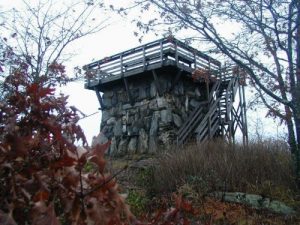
[1, 0, 108, 85]
[121, 0, 300, 186]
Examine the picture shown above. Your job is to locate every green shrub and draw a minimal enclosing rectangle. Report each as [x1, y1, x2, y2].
[126, 190, 149, 216]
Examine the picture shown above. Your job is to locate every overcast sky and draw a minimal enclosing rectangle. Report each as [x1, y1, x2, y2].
[1, 0, 287, 144]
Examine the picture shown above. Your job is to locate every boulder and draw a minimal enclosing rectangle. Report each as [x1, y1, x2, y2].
[113, 120, 123, 137]
[173, 113, 182, 128]
[157, 97, 167, 109]
[101, 110, 110, 123]
[106, 117, 116, 125]
[109, 137, 118, 155]
[122, 103, 132, 110]
[149, 99, 158, 110]
[139, 86, 147, 99]
[117, 138, 128, 156]
[150, 114, 159, 136]
[138, 129, 148, 154]
[190, 99, 200, 108]
[150, 82, 157, 97]
[149, 114, 159, 153]
[174, 82, 184, 95]
[111, 92, 118, 106]
[161, 109, 173, 124]
[102, 97, 112, 108]
[159, 132, 170, 146]
[211, 192, 296, 215]
[128, 137, 137, 154]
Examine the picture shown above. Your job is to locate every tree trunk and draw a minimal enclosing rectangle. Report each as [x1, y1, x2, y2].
[292, 107, 300, 187]
[294, 0, 300, 188]
[285, 110, 299, 187]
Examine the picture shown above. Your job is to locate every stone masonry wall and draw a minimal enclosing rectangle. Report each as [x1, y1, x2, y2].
[100, 74, 207, 156]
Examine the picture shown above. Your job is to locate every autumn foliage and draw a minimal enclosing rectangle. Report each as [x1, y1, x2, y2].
[0, 54, 199, 224]
[0, 62, 131, 224]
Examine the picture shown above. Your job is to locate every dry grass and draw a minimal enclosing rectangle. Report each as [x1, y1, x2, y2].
[150, 139, 296, 200]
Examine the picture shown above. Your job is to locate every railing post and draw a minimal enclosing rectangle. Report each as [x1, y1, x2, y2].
[160, 40, 163, 66]
[142, 46, 146, 70]
[175, 40, 178, 65]
[240, 79, 248, 146]
[194, 51, 197, 70]
[120, 54, 123, 76]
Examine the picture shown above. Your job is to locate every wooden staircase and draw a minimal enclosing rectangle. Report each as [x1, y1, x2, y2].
[177, 72, 242, 146]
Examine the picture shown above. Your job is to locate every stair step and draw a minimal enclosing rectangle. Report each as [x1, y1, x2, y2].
[177, 76, 240, 146]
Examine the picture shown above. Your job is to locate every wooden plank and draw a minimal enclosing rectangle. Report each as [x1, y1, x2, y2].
[85, 36, 221, 74]
[177, 108, 205, 144]
[241, 82, 248, 145]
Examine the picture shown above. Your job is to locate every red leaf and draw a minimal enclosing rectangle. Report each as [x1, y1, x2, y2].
[51, 154, 76, 169]
[88, 141, 111, 173]
[39, 87, 55, 97]
[27, 83, 39, 94]
[33, 190, 50, 202]
[62, 170, 79, 188]
[181, 199, 193, 212]
[77, 151, 88, 169]
[31, 202, 61, 225]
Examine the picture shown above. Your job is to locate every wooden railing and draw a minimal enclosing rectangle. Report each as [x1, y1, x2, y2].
[177, 80, 220, 146]
[177, 68, 242, 145]
[84, 36, 221, 85]
[195, 81, 221, 142]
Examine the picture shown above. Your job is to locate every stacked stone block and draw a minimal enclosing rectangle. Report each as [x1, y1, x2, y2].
[100, 74, 207, 156]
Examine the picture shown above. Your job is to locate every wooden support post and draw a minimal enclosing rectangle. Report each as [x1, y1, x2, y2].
[217, 96, 222, 137]
[152, 70, 162, 96]
[206, 82, 210, 102]
[170, 69, 183, 92]
[123, 77, 134, 106]
[94, 88, 104, 110]
[230, 107, 235, 145]
[120, 52, 134, 106]
[241, 83, 248, 145]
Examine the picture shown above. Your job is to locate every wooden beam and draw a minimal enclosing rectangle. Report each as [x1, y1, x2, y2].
[94, 87, 104, 110]
[152, 70, 162, 96]
[123, 77, 134, 106]
[169, 69, 183, 92]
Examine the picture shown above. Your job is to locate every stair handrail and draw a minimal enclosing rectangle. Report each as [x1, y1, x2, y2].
[177, 80, 220, 145]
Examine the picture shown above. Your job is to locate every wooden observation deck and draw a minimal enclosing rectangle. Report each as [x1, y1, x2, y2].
[84, 37, 248, 151]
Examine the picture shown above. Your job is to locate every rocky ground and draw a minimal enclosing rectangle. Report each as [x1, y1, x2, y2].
[106, 156, 300, 225]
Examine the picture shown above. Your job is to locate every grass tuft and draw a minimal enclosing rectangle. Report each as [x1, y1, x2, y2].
[149, 139, 296, 202]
